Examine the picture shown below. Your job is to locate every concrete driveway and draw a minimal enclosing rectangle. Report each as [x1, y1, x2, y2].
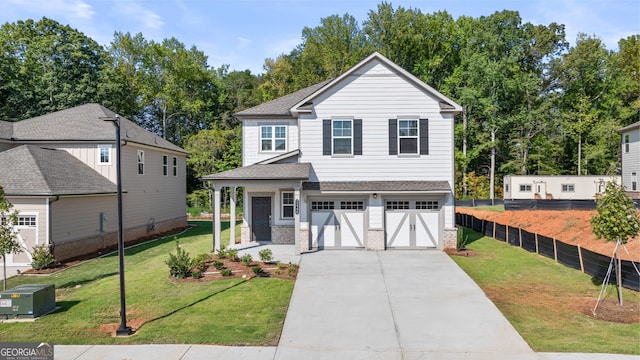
[274, 250, 535, 360]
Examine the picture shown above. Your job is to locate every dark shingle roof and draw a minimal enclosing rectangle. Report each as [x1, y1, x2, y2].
[203, 163, 310, 181]
[0, 145, 117, 196]
[302, 181, 452, 192]
[6, 104, 186, 154]
[0, 121, 13, 139]
[234, 80, 332, 117]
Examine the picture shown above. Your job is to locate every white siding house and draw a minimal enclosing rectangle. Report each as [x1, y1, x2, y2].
[619, 121, 640, 198]
[203, 53, 461, 253]
[503, 175, 621, 200]
[0, 104, 188, 267]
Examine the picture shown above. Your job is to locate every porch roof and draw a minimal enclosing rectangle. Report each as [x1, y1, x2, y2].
[302, 181, 452, 192]
[202, 163, 311, 181]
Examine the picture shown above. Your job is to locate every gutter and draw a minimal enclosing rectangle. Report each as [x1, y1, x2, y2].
[47, 196, 60, 254]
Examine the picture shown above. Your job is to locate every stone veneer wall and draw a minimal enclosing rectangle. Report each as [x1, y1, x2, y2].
[271, 225, 294, 244]
[241, 225, 251, 244]
[54, 216, 188, 262]
[367, 229, 385, 250]
[299, 228, 310, 252]
[442, 227, 458, 250]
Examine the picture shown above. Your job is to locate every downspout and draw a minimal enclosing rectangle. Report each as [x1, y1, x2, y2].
[47, 195, 60, 254]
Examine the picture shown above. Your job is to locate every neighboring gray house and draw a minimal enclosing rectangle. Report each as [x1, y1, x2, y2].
[619, 121, 640, 199]
[203, 52, 462, 253]
[0, 104, 188, 267]
[503, 175, 620, 200]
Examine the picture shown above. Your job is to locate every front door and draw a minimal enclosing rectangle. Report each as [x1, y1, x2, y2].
[251, 197, 272, 242]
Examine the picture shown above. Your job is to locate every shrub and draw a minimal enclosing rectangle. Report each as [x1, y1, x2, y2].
[192, 271, 202, 279]
[165, 242, 193, 279]
[456, 228, 469, 250]
[251, 265, 263, 275]
[192, 253, 210, 273]
[287, 263, 299, 277]
[220, 268, 233, 276]
[240, 254, 253, 266]
[276, 262, 286, 271]
[274, 269, 282, 276]
[213, 260, 224, 270]
[258, 248, 273, 262]
[216, 245, 228, 259]
[31, 244, 56, 270]
[227, 248, 239, 262]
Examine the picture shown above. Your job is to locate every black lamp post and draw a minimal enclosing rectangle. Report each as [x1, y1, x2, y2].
[103, 115, 131, 336]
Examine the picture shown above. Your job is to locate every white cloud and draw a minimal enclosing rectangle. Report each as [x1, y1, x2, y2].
[5, 0, 94, 20]
[236, 36, 252, 49]
[113, 1, 164, 31]
[270, 35, 302, 57]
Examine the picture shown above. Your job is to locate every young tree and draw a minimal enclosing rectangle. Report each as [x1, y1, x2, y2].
[590, 181, 640, 305]
[0, 187, 21, 290]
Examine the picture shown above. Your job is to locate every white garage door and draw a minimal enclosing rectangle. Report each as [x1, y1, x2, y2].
[385, 200, 441, 248]
[310, 201, 366, 249]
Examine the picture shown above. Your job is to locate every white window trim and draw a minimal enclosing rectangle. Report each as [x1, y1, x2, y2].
[281, 191, 294, 219]
[260, 125, 287, 152]
[162, 154, 169, 176]
[172, 156, 178, 176]
[97, 144, 111, 165]
[137, 150, 145, 175]
[332, 119, 353, 156]
[16, 213, 37, 228]
[561, 184, 575, 192]
[520, 184, 532, 192]
[397, 119, 419, 155]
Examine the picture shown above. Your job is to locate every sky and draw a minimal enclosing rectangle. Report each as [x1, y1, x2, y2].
[1, 0, 638, 75]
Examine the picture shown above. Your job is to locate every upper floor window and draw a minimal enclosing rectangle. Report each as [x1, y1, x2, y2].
[389, 118, 428, 155]
[520, 184, 532, 192]
[332, 120, 352, 155]
[625, 134, 630, 153]
[98, 145, 111, 165]
[261, 125, 286, 151]
[172, 156, 178, 176]
[322, 119, 362, 156]
[281, 191, 294, 219]
[561, 184, 575, 192]
[162, 155, 168, 176]
[137, 150, 145, 175]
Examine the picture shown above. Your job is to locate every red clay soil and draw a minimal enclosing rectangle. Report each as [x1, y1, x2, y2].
[457, 208, 640, 262]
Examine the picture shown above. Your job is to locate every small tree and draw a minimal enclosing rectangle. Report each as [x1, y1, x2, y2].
[0, 187, 21, 290]
[590, 181, 640, 305]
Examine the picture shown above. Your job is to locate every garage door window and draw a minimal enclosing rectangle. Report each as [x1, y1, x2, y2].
[340, 201, 364, 210]
[416, 201, 439, 210]
[386, 201, 409, 210]
[311, 201, 335, 210]
[18, 215, 36, 227]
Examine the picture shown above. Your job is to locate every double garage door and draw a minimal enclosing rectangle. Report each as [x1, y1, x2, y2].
[310, 199, 441, 249]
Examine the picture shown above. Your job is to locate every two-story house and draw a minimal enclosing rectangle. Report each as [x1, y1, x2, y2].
[203, 52, 461, 253]
[619, 121, 640, 199]
[0, 104, 188, 267]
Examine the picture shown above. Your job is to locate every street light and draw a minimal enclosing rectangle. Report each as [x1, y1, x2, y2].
[103, 115, 131, 336]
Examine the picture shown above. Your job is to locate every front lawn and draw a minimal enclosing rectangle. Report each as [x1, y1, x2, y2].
[0, 221, 293, 345]
[451, 227, 640, 355]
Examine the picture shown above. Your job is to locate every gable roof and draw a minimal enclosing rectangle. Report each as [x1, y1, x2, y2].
[618, 121, 640, 133]
[291, 52, 463, 115]
[202, 163, 310, 181]
[234, 80, 332, 118]
[0, 145, 117, 196]
[1, 104, 186, 154]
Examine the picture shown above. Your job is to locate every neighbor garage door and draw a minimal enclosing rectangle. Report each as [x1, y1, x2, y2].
[385, 200, 441, 248]
[310, 200, 365, 249]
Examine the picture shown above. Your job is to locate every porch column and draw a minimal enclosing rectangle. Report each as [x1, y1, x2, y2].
[214, 186, 222, 252]
[294, 186, 301, 255]
[229, 186, 237, 245]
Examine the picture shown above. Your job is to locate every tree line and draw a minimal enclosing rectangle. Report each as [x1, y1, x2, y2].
[1, 2, 638, 200]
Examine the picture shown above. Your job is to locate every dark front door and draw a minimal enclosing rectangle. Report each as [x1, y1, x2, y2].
[251, 197, 272, 242]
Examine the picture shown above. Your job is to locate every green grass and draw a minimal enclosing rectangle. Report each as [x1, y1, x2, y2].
[0, 220, 293, 345]
[451, 228, 640, 354]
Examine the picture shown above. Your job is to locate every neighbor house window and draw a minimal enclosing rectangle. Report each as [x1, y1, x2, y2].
[162, 155, 168, 176]
[633, 172, 637, 191]
[17, 215, 36, 227]
[172, 157, 178, 176]
[281, 192, 294, 219]
[137, 150, 145, 175]
[332, 120, 353, 155]
[520, 184, 532, 192]
[561, 184, 575, 192]
[261, 125, 286, 151]
[98, 145, 111, 165]
[398, 119, 419, 154]
[625, 135, 630, 153]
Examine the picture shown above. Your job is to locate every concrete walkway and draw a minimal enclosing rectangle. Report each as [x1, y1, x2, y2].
[32, 247, 640, 359]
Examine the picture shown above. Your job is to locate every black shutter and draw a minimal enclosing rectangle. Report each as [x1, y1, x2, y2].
[354, 119, 362, 155]
[388, 119, 397, 155]
[323, 120, 331, 155]
[419, 118, 429, 155]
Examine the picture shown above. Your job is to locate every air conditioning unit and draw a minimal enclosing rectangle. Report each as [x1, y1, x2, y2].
[0, 284, 55, 319]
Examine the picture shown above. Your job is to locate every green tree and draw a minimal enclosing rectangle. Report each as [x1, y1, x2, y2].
[590, 181, 640, 305]
[0, 187, 21, 290]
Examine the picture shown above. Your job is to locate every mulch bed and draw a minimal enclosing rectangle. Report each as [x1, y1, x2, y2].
[571, 297, 640, 324]
[444, 248, 477, 257]
[170, 254, 299, 283]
